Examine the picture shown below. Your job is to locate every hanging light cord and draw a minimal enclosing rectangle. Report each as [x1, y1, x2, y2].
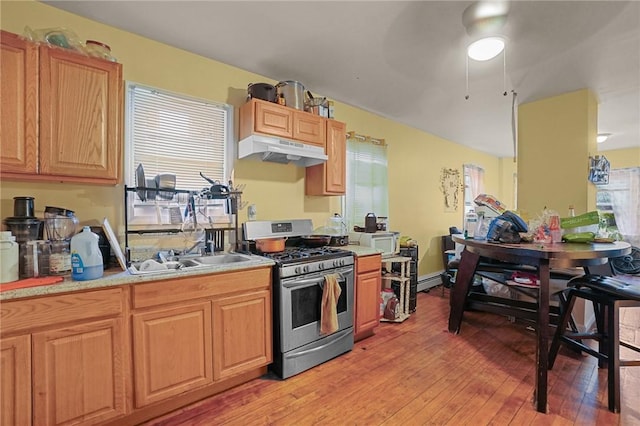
[465, 55, 470, 100]
[503, 45, 508, 96]
[511, 90, 518, 162]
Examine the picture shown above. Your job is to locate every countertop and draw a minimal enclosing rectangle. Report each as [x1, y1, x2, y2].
[0, 254, 275, 301]
[340, 244, 384, 257]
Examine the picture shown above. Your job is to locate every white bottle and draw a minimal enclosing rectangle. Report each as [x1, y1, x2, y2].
[464, 209, 478, 239]
[0, 231, 19, 283]
[71, 226, 104, 281]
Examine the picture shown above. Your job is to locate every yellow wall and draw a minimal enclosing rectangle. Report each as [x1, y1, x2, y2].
[600, 147, 640, 169]
[1, 0, 509, 276]
[518, 89, 598, 218]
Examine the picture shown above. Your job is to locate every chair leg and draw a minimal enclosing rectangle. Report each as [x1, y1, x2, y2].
[549, 290, 578, 370]
[607, 299, 621, 413]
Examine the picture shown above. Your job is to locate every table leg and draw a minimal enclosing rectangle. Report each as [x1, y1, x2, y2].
[448, 248, 480, 333]
[535, 260, 550, 413]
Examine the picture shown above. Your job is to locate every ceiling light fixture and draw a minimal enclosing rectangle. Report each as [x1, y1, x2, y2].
[467, 36, 505, 61]
[597, 133, 611, 143]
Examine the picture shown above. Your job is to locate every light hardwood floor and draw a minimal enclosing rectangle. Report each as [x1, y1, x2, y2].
[144, 288, 639, 426]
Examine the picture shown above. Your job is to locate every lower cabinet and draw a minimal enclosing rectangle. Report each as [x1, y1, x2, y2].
[354, 254, 382, 341]
[32, 318, 128, 425]
[0, 287, 127, 426]
[0, 266, 272, 425]
[212, 290, 272, 380]
[130, 267, 272, 412]
[132, 302, 213, 407]
[1, 335, 31, 426]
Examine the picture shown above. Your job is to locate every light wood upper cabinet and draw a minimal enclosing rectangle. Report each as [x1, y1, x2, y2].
[305, 119, 347, 195]
[354, 254, 382, 342]
[212, 289, 272, 380]
[39, 46, 121, 181]
[132, 302, 214, 407]
[1, 335, 31, 426]
[292, 110, 325, 146]
[239, 98, 325, 147]
[0, 30, 38, 174]
[0, 30, 122, 184]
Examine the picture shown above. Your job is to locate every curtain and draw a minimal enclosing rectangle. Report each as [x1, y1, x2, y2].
[605, 168, 640, 246]
[344, 134, 388, 230]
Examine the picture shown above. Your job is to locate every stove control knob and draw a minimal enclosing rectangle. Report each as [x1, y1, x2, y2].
[295, 267, 301, 274]
[303, 265, 309, 273]
[318, 263, 324, 270]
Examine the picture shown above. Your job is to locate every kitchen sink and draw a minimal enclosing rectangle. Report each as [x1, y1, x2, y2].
[129, 253, 260, 275]
[178, 253, 254, 267]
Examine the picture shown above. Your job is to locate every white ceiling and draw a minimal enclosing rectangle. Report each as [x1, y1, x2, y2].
[44, 0, 640, 157]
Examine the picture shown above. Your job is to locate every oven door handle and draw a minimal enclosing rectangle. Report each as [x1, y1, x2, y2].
[282, 273, 345, 289]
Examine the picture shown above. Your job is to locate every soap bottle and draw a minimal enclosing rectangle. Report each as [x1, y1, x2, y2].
[71, 226, 104, 281]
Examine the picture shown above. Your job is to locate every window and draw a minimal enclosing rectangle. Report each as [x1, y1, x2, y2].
[596, 167, 640, 246]
[463, 164, 485, 217]
[125, 82, 233, 192]
[343, 133, 388, 230]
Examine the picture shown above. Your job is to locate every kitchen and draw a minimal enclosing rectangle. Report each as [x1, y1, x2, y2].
[1, 1, 639, 425]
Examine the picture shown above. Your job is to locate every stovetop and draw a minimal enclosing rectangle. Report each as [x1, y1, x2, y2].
[257, 246, 348, 264]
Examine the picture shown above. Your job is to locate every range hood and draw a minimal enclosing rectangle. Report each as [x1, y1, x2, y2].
[238, 134, 327, 167]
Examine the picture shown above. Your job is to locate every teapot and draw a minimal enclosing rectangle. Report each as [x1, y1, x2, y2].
[326, 213, 347, 236]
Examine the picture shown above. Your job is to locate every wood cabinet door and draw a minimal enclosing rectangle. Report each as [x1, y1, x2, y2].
[293, 110, 325, 147]
[132, 302, 213, 407]
[254, 101, 293, 139]
[212, 290, 272, 380]
[355, 269, 382, 338]
[0, 30, 38, 175]
[305, 119, 346, 195]
[32, 318, 127, 426]
[1, 334, 31, 426]
[38, 46, 122, 183]
[325, 119, 347, 193]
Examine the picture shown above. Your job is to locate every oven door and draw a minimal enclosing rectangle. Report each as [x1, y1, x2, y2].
[279, 265, 354, 353]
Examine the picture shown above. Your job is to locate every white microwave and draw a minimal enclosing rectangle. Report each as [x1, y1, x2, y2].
[349, 232, 398, 257]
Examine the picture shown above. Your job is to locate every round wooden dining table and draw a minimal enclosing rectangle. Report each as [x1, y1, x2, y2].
[448, 236, 631, 413]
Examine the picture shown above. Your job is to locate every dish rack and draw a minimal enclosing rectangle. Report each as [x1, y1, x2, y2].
[123, 185, 244, 265]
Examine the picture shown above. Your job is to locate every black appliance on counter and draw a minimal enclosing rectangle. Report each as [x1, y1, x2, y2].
[243, 219, 354, 379]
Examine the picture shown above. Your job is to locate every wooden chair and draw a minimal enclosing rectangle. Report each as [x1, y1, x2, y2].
[548, 274, 640, 413]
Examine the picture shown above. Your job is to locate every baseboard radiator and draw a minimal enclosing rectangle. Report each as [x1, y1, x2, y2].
[417, 271, 444, 292]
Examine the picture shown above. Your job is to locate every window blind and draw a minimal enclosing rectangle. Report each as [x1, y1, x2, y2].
[126, 83, 232, 191]
[344, 134, 389, 229]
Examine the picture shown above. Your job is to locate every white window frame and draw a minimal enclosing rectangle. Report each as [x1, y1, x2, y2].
[463, 164, 485, 218]
[342, 133, 389, 230]
[124, 82, 235, 193]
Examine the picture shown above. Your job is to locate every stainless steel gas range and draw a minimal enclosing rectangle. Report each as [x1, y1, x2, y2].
[243, 219, 354, 379]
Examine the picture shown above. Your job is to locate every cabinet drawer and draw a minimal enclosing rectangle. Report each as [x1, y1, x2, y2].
[357, 254, 382, 274]
[1, 288, 124, 335]
[133, 267, 272, 309]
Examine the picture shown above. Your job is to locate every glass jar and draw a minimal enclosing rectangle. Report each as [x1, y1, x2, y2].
[85, 40, 116, 61]
[49, 241, 72, 276]
[23, 240, 50, 278]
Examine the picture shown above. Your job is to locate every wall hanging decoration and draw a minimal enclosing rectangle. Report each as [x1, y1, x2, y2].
[440, 168, 461, 212]
[588, 155, 610, 185]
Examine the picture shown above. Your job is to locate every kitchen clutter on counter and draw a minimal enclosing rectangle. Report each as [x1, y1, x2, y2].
[1, 196, 111, 284]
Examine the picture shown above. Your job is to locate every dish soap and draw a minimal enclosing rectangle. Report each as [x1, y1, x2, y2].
[71, 226, 103, 281]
